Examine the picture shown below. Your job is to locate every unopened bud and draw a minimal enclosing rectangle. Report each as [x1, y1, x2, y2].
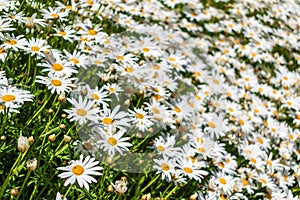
[141, 193, 151, 200]
[48, 134, 56, 142]
[48, 108, 54, 114]
[28, 136, 35, 144]
[1, 135, 6, 141]
[58, 92, 66, 102]
[107, 185, 114, 192]
[190, 193, 198, 200]
[18, 135, 29, 152]
[124, 99, 130, 107]
[26, 158, 37, 171]
[121, 176, 127, 182]
[10, 188, 18, 196]
[64, 135, 71, 143]
[59, 124, 66, 129]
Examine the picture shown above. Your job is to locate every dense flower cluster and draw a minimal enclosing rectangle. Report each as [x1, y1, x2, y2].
[0, 71, 33, 114]
[0, 0, 300, 199]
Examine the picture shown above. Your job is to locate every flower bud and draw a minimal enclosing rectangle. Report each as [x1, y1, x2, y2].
[10, 188, 18, 196]
[48, 134, 56, 142]
[58, 92, 66, 102]
[18, 135, 29, 152]
[141, 193, 151, 200]
[107, 185, 114, 192]
[59, 124, 66, 129]
[28, 136, 35, 144]
[190, 193, 198, 200]
[26, 158, 37, 171]
[63, 135, 71, 143]
[1, 135, 6, 141]
[48, 108, 54, 114]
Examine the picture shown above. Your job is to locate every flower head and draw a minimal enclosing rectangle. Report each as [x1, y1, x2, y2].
[57, 155, 103, 190]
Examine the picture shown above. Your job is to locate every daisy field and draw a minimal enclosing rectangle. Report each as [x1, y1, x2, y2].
[0, 0, 300, 199]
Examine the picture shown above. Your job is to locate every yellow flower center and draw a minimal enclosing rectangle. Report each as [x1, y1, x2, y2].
[52, 63, 64, 71]
[102, 117, 113, 124]
[228, 107, 234, 112]
[0, 48, 5, 54]
[183, 167, 193, 174]
[152, 65, 160, 70]
[58, 31, 67, 36]
[161, 163, 170, 171]
[6, 39, 17, 45]
[72, 165, 84, 175]
[108, 137, 117, 146]
[218, 162, 225, 168]
[196, 137, 204, 144]
[76, 109, 87, 116]
[125, 67, 134, 72]
[239, 119, 245, 126]
[1, 94, 16, 102]
[260, 178, 267, 184]
[197, 147, 206, 153]
[88, 29, 97, 35]
[70, 58, 79, 64]
[168, 57, 176, 62]
[51, 13, 59, 19]
[208, 122, 216, 128]
[31, 46, 40, 52]
[116, 55, 124, 61]
[219, 177, 227, 185]
[91, 93, 100, 100]
[257, 137, 263, 144]
[108, 87, 115, 93]
[242, 178, 248, 186]
[142, 47, 150, 52]
[173, 106, 181, 113]
[250, 157, 256, 164]
[152, 108, 160, 114]
[51, 79, 62, 86]
[266, 160, 272, 166]
[157, 145, 165, 152]
[136, 113, 144, 119]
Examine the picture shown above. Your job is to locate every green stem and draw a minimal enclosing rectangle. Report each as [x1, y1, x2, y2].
[64, 185, 72, 196]
[39, 102, 61, 137]
[132, 136, 149, 152]
[39, 127, 61, 138]
[0, 152, 27, 197]
[26, 94, 52, 126]
[165, 186, 179, 199]
[140, 174, 160, 193]
[15, 171, 31, 200]
[1, 109, 8, 135]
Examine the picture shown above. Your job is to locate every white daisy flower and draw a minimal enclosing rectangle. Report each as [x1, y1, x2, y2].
[99, 105, 130, 132]
[128, 107, 154, 132]
[57, 155, 103, 190]
[0, 86, 33, 109]
[39, 51, 77, 77]
[56, 192, 67, 200]
[64, 96, 100, 125]
[35, 73, 76, 94]
[175, 156, 208, 182]
[87, 86, 111, 107]
[96, 129, 132, 155]
[153, 155, 176, 182]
